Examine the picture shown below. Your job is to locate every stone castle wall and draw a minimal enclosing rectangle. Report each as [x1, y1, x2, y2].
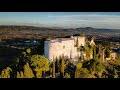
[44, 36, 86, 61]
[74, 36, 85, 46]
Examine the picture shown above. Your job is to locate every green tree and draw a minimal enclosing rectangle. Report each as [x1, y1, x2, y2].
[46, 35, 53, 40]
[93, 46, 98, 60]
[85, 46, 90, 60]
[16, 71, 24, 78]
[105, 48, 110, 58]
[0, 67, 12, 78]
[26, 48, 31, 54]
[76, 63, 82, 70]
[65, 60, 69, 66]
[113, 68, 118, 78]
[30, 55, 50, 78]
[79, 34, 85, 37]
[75, 69, 80, 78]
[35, 69, 42, 78]
[79, 68, 90, 78]
[79, 46, 85, 51]
[55, 57, 60, 73]
[95, 63, 104, 78]
[85, 59, 105, 78]
[76, 37, 79, 48]
[60, 56, 65, 77]
[20, 71, 24, 78]
[22, 52, 26, 57]
[64, 73, 71, 78]
[23, 63, 34, 78]
[49, 67, 53, 78]
[85, 45, 93, 60]
[53, 59, 56, 78]
[17, 72, 21, 78]
[85, 37, 88, 43]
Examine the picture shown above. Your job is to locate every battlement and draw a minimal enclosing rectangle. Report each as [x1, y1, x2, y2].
[46, 38, 74, 43]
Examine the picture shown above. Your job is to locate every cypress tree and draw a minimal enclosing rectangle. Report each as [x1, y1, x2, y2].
[113, 68, 118, 78]
[76, 36, 79, 48]
[93, 46, 97, 60]
[64, 73, 71, 78]
[53, 59, 56, 78]
[85, 46, 90, 60]
[20, 71, 24, 78]
[23, 63, 34, 78]
[16, 71, 24, 78]
[60, 55, 65, 77]
[0, 67, 12, 78]
[75, 69, 80, 78]
[17, 72, 21, 78]
[55, 57, 59, 73]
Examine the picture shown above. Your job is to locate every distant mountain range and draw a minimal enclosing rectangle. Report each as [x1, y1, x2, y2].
[75, 27, 120, 33]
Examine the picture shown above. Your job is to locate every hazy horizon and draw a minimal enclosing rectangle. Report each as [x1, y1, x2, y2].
[1, 12, 120, 29]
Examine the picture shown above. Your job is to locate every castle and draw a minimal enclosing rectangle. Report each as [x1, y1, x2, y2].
[44, 35, 117, 62]
[44, 36, 94, 62]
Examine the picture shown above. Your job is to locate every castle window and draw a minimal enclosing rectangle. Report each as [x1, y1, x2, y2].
[63, 45, 65, 49]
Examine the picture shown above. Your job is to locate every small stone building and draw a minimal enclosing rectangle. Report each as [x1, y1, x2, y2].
[106, 51, 116, 60]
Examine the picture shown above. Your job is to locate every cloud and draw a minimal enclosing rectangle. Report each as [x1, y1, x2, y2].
[48, 14, 120, 21]
[47, 14, 120, 29]
[1, 13, 120, 29]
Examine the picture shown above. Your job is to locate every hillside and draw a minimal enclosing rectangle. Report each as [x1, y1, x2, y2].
[0, 25, 120, 39]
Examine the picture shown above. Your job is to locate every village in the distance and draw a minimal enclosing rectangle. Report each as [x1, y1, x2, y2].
[0, 25, 120, 78]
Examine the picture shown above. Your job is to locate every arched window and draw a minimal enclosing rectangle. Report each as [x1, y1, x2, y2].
[63, 45, 65, 49]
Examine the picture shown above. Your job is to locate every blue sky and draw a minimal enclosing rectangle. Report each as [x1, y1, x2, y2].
[0, 12, 120, 29]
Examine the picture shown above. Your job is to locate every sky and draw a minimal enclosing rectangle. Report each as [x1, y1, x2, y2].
[0, 12, 120, 29]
